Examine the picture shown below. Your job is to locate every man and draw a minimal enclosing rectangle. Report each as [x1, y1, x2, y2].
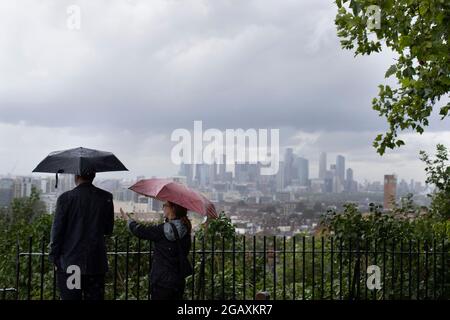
[49, 172, 114, 300]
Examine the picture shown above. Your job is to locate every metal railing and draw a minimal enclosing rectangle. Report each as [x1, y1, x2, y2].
[3, 235, 449, 300]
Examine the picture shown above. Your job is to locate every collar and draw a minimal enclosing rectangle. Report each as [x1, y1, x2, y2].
[75, 181, 93, 188]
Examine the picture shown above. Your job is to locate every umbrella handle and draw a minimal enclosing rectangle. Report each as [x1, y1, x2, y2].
[55, 169, 64, 189]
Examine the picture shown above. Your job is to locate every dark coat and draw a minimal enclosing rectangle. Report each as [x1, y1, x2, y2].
[127, 220, 192, 289]
[49, 182, 114, 275]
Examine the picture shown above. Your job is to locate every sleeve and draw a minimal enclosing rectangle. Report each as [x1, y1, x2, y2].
[127, 220, 163, 241]
[104, 194, 114, 236]
[49, 193, 69, 265]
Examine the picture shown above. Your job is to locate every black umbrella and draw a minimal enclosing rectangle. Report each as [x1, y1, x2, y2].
[33, 147, 128, 188]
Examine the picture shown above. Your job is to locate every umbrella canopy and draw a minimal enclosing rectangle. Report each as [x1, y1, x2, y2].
[33, 147, 128, 187]
[129, 178, 218, 218]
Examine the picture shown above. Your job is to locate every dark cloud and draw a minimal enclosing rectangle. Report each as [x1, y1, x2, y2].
[0, 0, 447, 181]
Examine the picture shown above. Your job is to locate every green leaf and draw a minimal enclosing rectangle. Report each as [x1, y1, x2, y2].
[385, 64, 397, 78]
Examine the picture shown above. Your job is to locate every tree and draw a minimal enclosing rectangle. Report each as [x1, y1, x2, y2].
[9, 186, 47, 225]
[335, 0, 450, 155]
[420, 144, 450, 219]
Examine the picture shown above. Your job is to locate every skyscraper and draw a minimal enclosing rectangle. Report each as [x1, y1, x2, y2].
[336, 155, 345, 183]
[319, 152, 327, 179]
[219, 154, 226, 181]
[384, 174, 397, 210]
[179, 162, 193, 185]
[346, 168, 353, 182]
[346, 168, 354, 192]
[284, 148, 295, 187]
[295, 157, 309, 186]
[276, 161, 285, 191]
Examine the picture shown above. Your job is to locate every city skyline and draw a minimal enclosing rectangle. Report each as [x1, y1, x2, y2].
[0, 2, 448, 184]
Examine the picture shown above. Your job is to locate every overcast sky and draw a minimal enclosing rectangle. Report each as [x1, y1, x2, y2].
[0, 0, 448, 183]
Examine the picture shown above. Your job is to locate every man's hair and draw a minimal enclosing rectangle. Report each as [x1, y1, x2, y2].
[78, 172, 96, 181]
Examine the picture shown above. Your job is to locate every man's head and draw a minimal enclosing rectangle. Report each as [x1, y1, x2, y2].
[74, 172, 96, 186]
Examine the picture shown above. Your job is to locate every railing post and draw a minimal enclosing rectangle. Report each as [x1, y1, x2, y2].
[232, 235, 236, 300]
[253, 236, 256, 300]
[136, 238, 141, 300]
[330, 237, 334, 300]
[302, 236, 306, 300]
[27, 236, 32, 301]
[312, 236, 315, 300]
[273, 236, 276, 301]
[15, 237, 20, 300]
[211, 236, 215, 300]
[321, 236, 324, 300]
[192, 235, 196, 301]
[283, 236, 286, 301]
[113, 237, 118, 300]
[40, 235, 45, 300]
[242, 236, 245, 300]
[125, 236, 129, 300]
[222, 236, 226, 300]
[292, 236, 296, 300]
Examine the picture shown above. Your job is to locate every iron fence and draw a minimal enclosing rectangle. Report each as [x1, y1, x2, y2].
[2, 235, 448, 300]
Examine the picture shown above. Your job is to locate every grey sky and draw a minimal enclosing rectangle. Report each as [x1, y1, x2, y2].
[0, 0, 448, 182]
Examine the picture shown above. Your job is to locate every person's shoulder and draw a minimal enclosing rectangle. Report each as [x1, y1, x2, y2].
[92, 185, 113, 199]
[57, 190, 72, 201]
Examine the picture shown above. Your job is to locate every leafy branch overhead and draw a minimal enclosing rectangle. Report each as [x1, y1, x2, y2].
[335, 0, 450, 155]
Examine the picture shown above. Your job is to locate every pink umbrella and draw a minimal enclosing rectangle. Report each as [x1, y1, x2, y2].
[129, 178, 218, 219]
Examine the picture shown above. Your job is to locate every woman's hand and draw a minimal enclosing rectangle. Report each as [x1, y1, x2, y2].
[119, 208, 134, 220]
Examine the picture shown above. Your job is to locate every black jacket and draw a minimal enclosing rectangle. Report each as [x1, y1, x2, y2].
[49, 182, 114, 275]
[127, 220, 191, 289]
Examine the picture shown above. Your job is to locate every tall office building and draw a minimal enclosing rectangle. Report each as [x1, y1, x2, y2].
[384, 174, 397, 210]
[276, 161, 285, 191]
[346, 168, 356, 192]
[284, 148, 295, 187]
[179, 162, 193, 186]
[336, 155, 345, 183]
[198, 164, 210, 187]
[295, 157, 309, 186]
[219, 154, 226, 181]
[319, 152, 327, 179]
[346, 168, 353, 182]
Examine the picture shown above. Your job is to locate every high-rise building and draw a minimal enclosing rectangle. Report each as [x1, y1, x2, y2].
[324, 169, 334, 193]
[179, 162, 193, 185]
[198, 164, 210, 187]
[276, 161, 285, 191]
[295, 157, 309, 186]
[336, 155, 345, 183]
[219, 154, 227, 181]
[319, 152, 327, 179]
[345, 168, 356, 192]
[346, 168, 353, 182]
[384, 174, 397, 210]
[284, 148, 295, 187]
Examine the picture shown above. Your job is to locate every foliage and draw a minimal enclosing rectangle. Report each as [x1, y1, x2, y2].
[1, 196, 449, 300]
[420, 143, 450, 219]
[335, 0, 450, 155]
[1, 187, 47, 227]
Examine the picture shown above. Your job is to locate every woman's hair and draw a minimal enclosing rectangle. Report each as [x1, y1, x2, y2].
[169, 201, 192, 234]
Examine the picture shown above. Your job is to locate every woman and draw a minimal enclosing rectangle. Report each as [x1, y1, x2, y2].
[122, 201, 192, 300]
